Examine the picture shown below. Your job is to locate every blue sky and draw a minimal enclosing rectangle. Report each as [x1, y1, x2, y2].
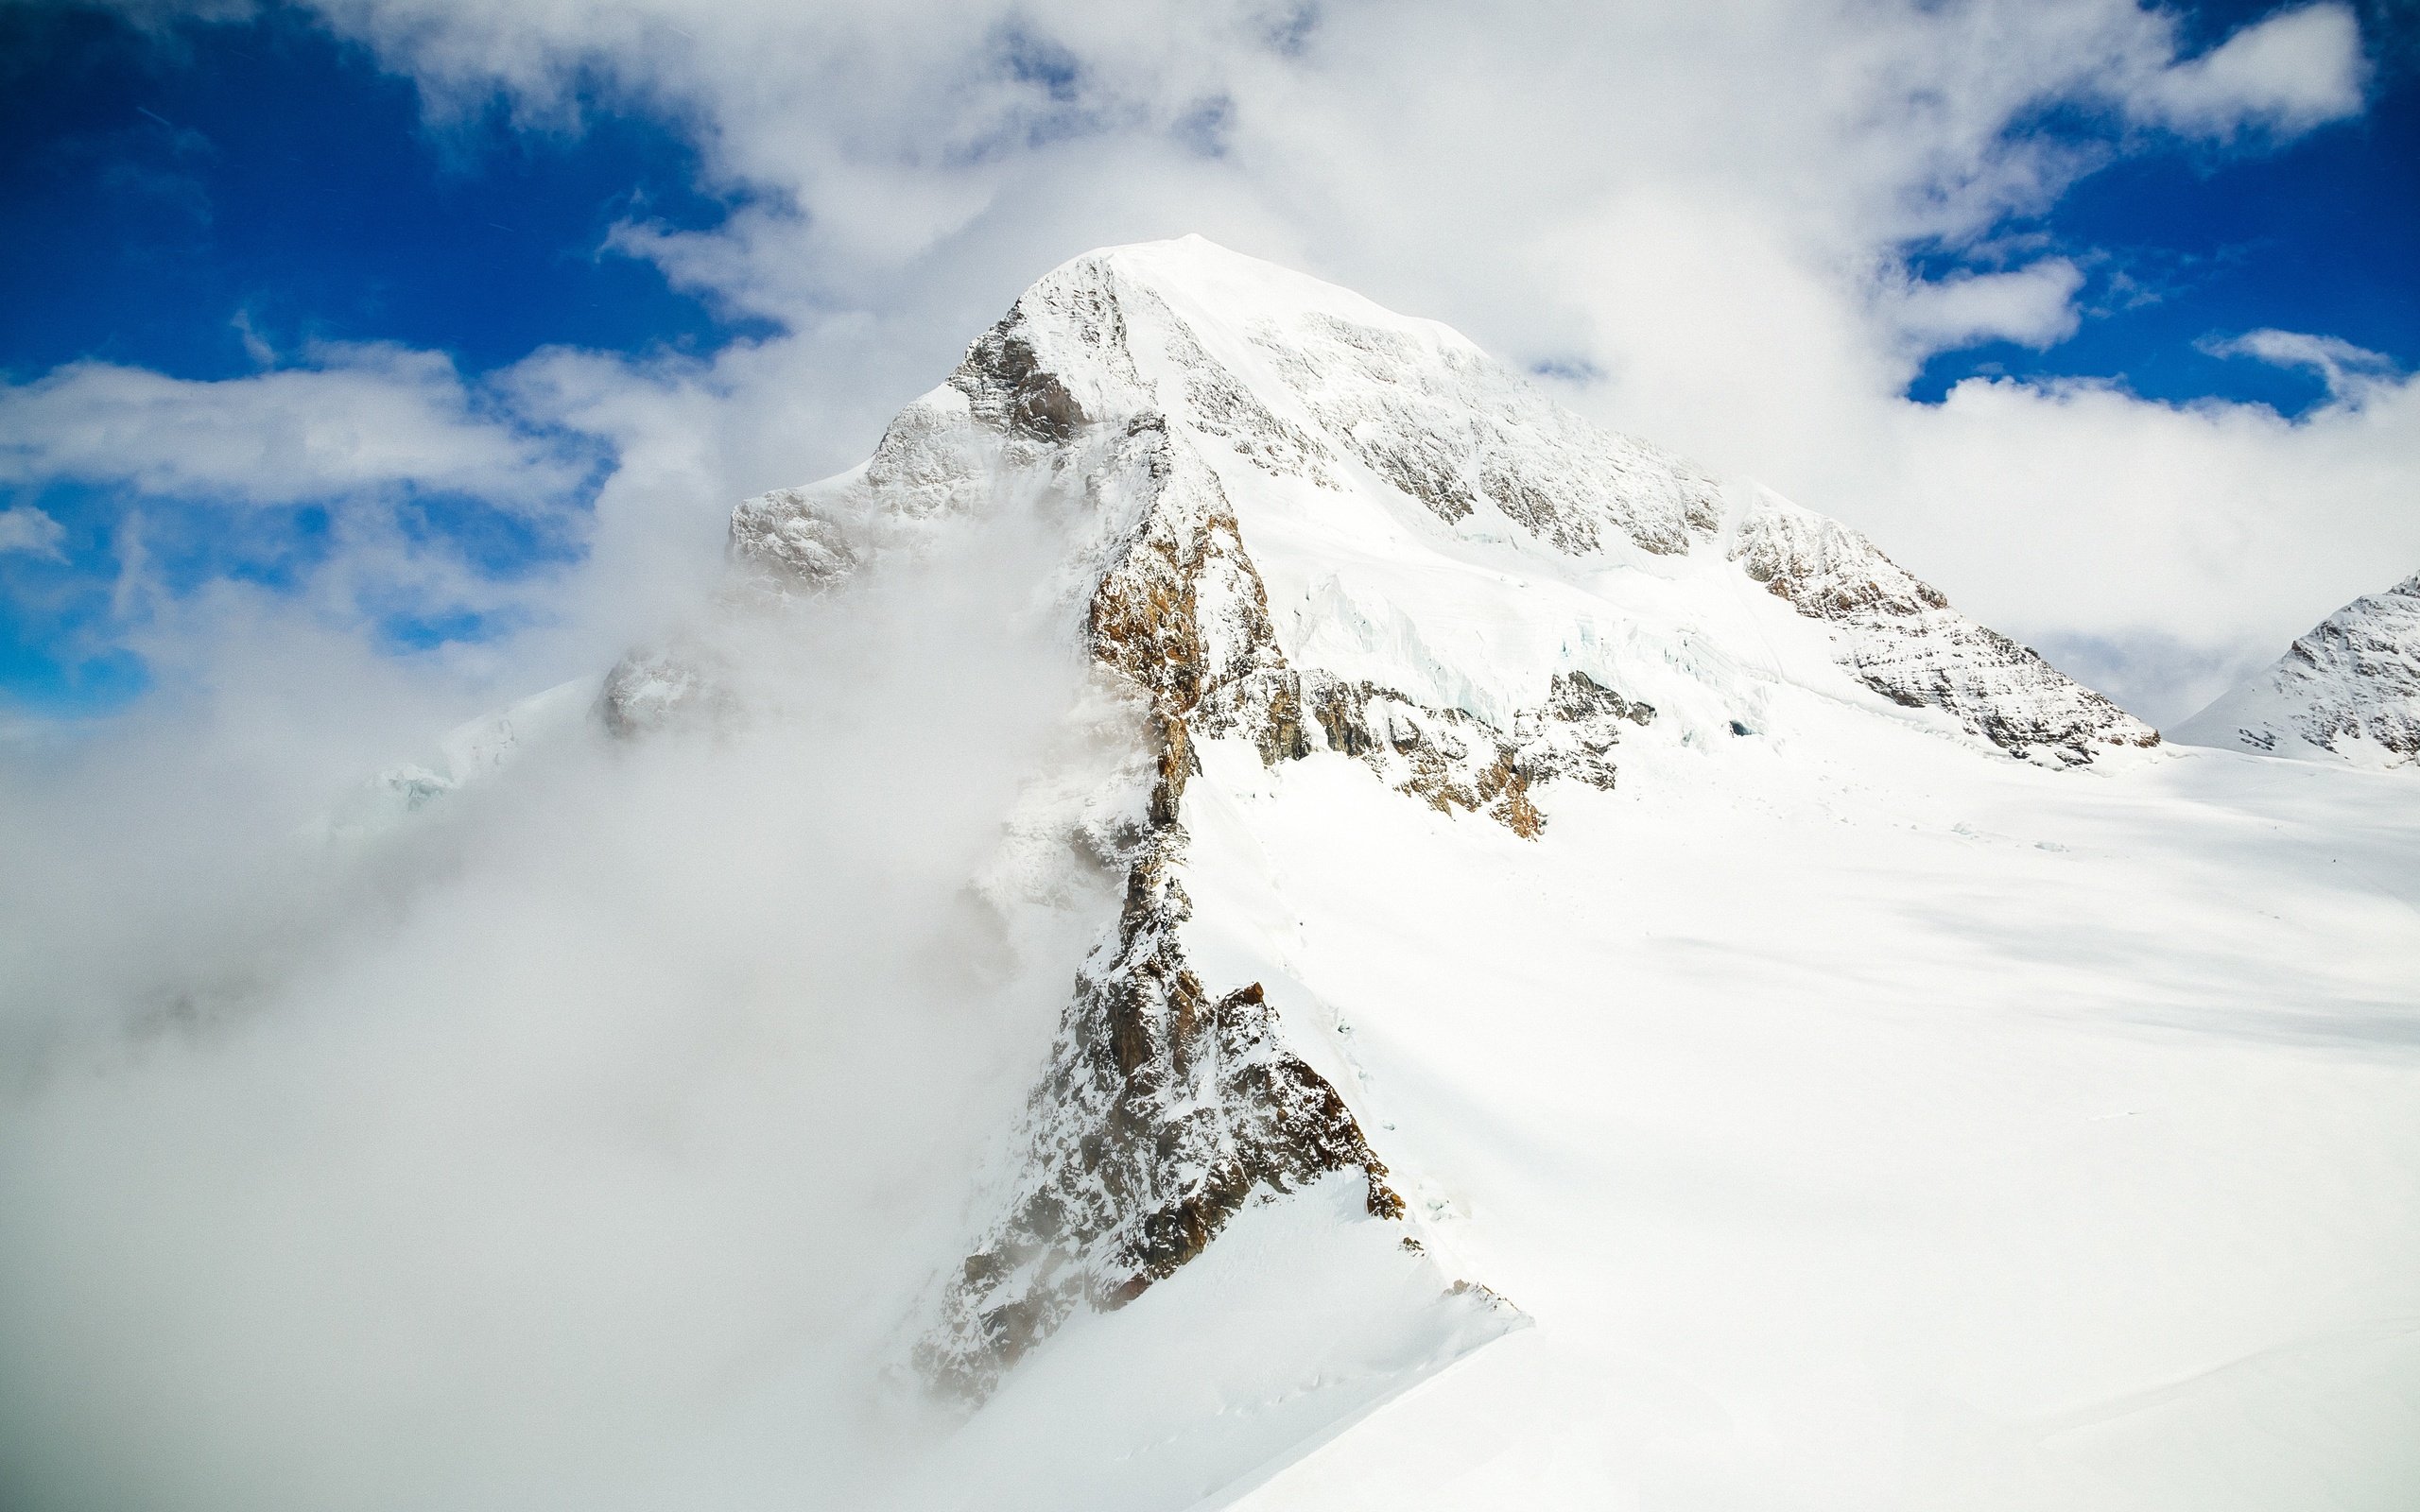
[1910, 3, 2419, 410]
[1, 0, 2414, 724]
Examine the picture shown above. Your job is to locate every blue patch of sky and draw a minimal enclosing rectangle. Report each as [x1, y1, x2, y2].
[0, 2, 766, 713]
[1172, 94, 1236, 159]
[946, 24, 1109, 164]
[0, 635, 149, 713]
[0, 480, 153, 712]
[1529, 357, 1607, 387]
[1908, 0, 2420, 411]
[999, 27, 1084, 104]
[0, 3, 769, 380]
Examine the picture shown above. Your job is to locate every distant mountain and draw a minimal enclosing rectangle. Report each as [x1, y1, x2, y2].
[2172, 572, 2420, 769]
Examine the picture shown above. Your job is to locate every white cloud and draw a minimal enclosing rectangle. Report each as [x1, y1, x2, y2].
[2204, 326, 2402, 399]
[0, 506, 67, 561]
[2127, 3, 2369, 137]
[1875, 369, 2420, 718]
[0, 345, 584, 508]
[1882, 259, 2087, 356]
[0, 503, 1115, 1511]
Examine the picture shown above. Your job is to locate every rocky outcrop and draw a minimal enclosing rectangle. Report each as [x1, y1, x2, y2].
[2173, 571, 2420, 767]
[1731, 493, 2157, 765]
[1291, 669, 1648, 838]
[919, 387, 1411, 1400]
[916, 818, 1408, 1400]
[955, 323, 1089, 443]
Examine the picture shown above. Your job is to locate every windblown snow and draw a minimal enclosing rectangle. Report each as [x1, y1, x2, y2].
[347, 238, 2420, 1508]
[2172, 570, 2420, 769]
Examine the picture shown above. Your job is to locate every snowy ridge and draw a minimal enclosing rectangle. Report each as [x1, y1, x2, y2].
[1730, 489, 2154, 764]
[729, 236, 2150, 766]
[2171, 571, 2420, 768]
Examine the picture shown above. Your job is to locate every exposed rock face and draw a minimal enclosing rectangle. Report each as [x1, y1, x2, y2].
[957, 322, 1089, 443]
[2173, 572, 2420, 768]
[916, 821, 1408, 1400]
[912, 358, 1414, 1399]
[1290, 669, 1646, 838]
[1731, 492, 2158, 764]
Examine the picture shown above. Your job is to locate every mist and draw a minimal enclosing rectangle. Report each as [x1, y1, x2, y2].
[0, 503, 1131, 1510]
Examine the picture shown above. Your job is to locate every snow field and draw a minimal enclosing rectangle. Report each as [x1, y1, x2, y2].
[1157, 718, 2420, 1509]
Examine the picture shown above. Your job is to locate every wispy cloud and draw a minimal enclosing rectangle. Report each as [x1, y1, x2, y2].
[0, 506, 67, 561]
[1882, 260, 2086, 357]
[2123, 3, 2369, 138]
[0, 345, 587, 509]
[2204, 327, 2403, 400]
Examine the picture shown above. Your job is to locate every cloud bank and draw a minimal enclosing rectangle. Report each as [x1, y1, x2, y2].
[0, 505, 1115, 1511]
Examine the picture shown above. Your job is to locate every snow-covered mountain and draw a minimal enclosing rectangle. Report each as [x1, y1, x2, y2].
[368, 238, 2417, 1508]
[722, 237, 2153, 777]
[682, 236, 2170, 1393]
[2171, 572, 2420, 768]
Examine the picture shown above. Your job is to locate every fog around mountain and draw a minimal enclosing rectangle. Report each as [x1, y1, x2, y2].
[4, 240, 2414, 1510]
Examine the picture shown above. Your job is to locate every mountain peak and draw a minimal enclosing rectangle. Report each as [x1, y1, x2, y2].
[656, 243, 2171, 1397]
[1049, 234, 1434, 329]
[2172, 570, 2420, 768]
[724, 239, 2151, 765]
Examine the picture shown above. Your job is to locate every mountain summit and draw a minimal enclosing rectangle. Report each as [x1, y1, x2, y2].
[710, 237, 2153, 775]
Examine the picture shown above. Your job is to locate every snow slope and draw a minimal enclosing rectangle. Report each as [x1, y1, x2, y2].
[410, 239, 2419, 1506]
[2172, 571, 2420, 769]
[1197, 708, 2420, 1512]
